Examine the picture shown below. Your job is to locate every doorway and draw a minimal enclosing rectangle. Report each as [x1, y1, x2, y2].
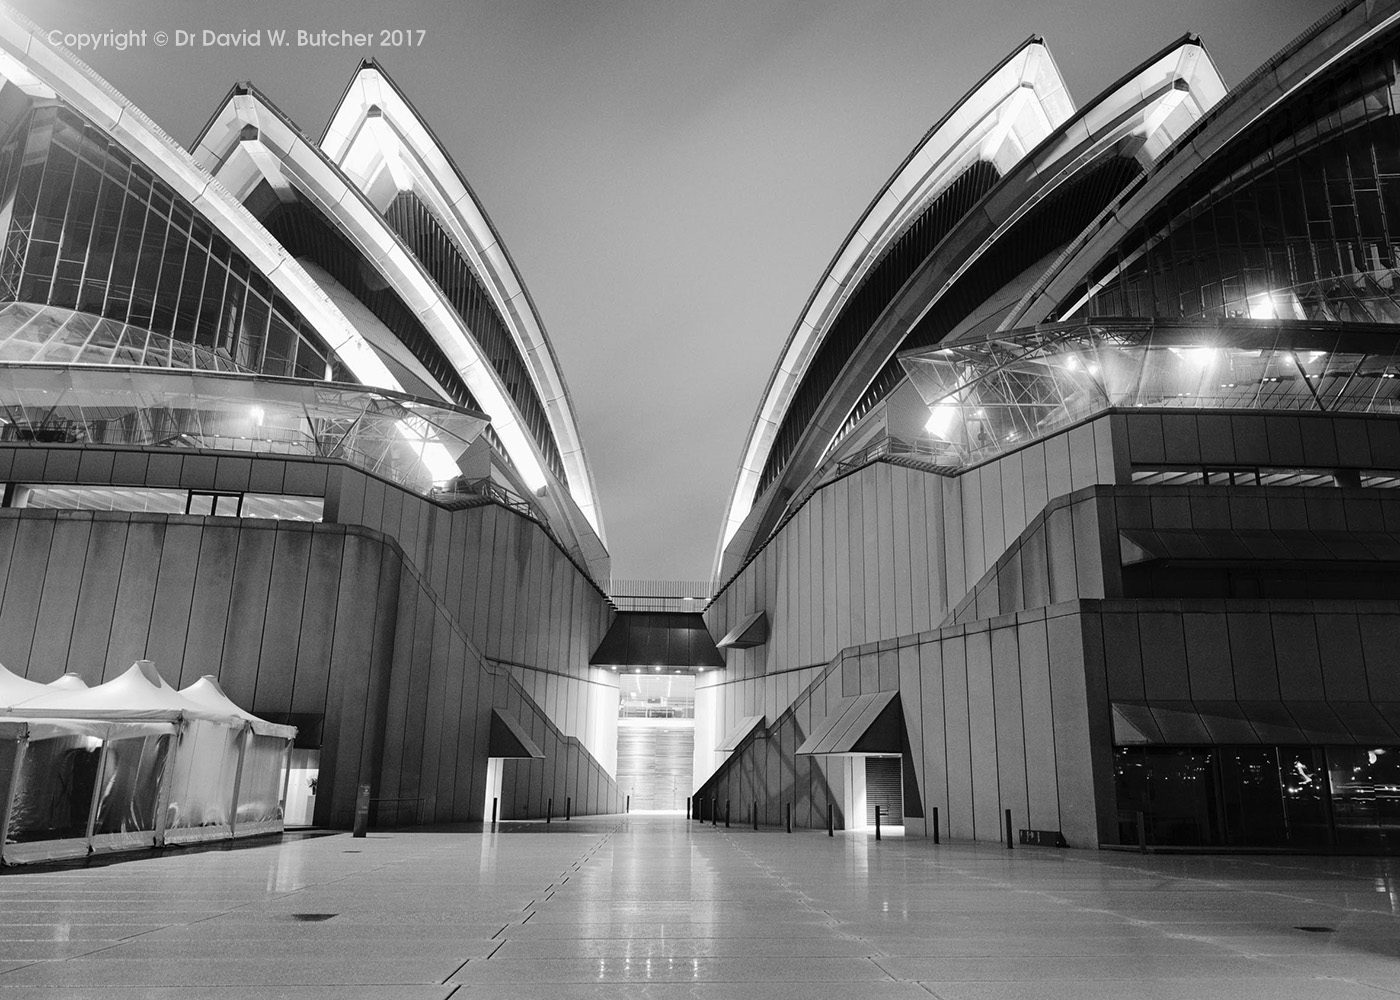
[615, 674, 694, 812]
[865, 755, 904, 826]
[283, 748, 319, 827]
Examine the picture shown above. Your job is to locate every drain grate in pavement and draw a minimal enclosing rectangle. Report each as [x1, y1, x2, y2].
[289, 913, 338, 922]
[1294, 925, 1336, 933]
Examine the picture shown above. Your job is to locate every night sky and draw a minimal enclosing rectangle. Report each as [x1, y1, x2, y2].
[30, 0, 1325, 582]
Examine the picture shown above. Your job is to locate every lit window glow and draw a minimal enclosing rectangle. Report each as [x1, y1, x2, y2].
[1169, 346, 1218, 367]
[925, 401, 958, 437]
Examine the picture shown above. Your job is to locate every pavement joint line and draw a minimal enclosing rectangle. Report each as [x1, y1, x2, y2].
[439, 955, 473, 983]
[863, 955, 899, 980]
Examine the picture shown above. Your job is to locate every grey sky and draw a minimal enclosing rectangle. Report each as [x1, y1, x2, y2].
[32, 0, 1324, 581]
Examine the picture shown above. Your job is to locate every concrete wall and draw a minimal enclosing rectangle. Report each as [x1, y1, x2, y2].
[700, 416, 1121, 787]
[697, 409, 1400, 846]
[0, 443, 622, 824]
[1122, 410, 1399, 472]
[695, 604, 1104, 846]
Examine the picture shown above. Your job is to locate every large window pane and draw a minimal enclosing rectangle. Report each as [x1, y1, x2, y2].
[1328, 745, 1400, 849]
[1114, 746, 1221, 846]
[0, 106, 347, 383]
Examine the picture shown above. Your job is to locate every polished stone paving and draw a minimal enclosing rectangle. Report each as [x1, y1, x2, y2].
[1, 815, 1399, 998]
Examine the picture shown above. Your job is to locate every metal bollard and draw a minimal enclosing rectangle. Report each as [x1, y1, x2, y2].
[753, 801, 758, 831]
[491, 797, 498, 826]
[725, 800, 730, 828]
[686, 796, 691, 820]
[1136, 810, 1147, 854]
[875, 805, 882, 841]
[546, 797, 553, 824]
[932, 806, 939, 844]
[1004, 808, 1013, 850]
[712, 796, 718, 828]
[626, 794, 630, 814]
[827, 803, 833, 837]
[785, 802, 792, 834]
[566, 796, 571, 821]
[352, 783, 370, 838]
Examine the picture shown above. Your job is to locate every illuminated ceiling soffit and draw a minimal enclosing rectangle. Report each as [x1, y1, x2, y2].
[717, 39, 1073, 560]
[1004, 0, 1400, 331]
[0, 7, 403, 398]
[317, 63, 606, 545]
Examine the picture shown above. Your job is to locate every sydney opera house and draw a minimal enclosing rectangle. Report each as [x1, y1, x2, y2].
[2, 0, 1400, 855]
[697, 0, 1400, 851]
[0, 6, 621, 831]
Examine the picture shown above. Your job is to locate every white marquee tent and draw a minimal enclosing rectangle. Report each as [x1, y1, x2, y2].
[0, 662, 295, 865]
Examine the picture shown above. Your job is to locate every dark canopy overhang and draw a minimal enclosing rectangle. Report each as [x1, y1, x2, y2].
[717, 612, 769, 649]
[488, 709, 544, 759]
[590, 612, 725, 669]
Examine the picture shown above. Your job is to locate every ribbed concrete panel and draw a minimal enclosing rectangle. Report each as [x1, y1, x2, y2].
[106, 519, 164, 677]
[65, 519, 123, 679]
[256, 526, 312, 713]
[30, 515, 89, 679]
[0, 447, 622, 828]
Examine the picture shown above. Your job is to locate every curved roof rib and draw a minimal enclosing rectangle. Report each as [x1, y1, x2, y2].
[1003, 0, 1400, 330]
[716, 34, 1228, 578]
[717, 38, 1073, 565]
[192, 81, 609, 577]
[0, 6, 403, 398]
[316, 61, 606, 548]
[920, 34, 1226, 349]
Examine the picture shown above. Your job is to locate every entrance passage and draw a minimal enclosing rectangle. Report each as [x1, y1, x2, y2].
[615, 675, 694, 812]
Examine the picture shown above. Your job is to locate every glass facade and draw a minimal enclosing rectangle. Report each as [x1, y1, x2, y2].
[819, 156, 1145, 467]
[0, 365, 486, 496]
[1116, 744, 1400, 849]
[899, 320, 1400, 473]
[0, 302, 248, 370]
[0, 105, 347, 381]
[1065, 37, 1400, 326]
